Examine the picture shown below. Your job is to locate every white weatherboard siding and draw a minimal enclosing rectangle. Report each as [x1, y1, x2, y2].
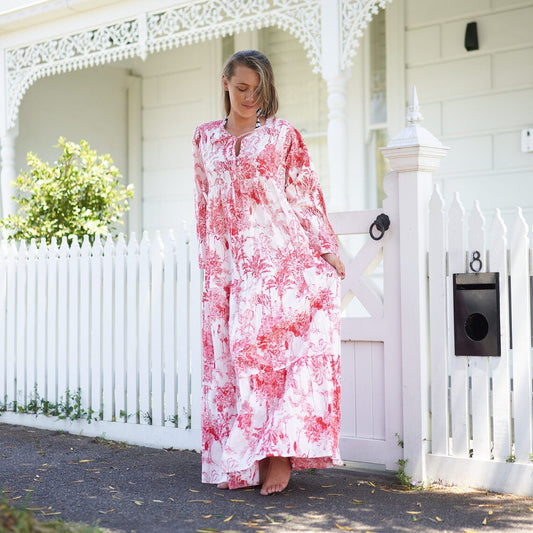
[261, 27, 331, 204]
[405, 0, 533, 226]
[131, 41, 216, 232]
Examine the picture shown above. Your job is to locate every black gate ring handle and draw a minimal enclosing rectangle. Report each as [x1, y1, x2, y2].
[369, 213, 390, 241]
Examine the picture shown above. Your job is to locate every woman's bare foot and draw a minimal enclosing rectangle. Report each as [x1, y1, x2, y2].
[260, 456, 291, 495]
[217, 481, 229, 489]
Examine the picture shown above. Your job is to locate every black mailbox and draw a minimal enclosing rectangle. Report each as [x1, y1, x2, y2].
[453, 272, 501, 356]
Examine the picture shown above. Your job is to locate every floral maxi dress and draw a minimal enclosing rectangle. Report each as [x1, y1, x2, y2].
[193, 116, 342, 489]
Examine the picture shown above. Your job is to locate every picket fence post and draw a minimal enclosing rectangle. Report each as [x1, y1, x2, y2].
[381, 88, 448, 482]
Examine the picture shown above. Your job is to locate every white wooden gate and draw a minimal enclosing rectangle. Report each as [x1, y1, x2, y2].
[330, 201, 403, 470]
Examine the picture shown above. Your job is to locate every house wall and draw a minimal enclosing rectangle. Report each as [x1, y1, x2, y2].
[405, 0, 533, 225]
[127, 41, 218, 232]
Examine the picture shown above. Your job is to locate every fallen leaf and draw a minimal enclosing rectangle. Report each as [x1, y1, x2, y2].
[285, 505, 296, 509]
[79, 459, 94, 463]
[412, 516, 418, 522]
[308, 496, 325, 500]
[335, 524, 354, 531]
[131, 500, 143, 506]
[352, 499, 364, 504]
[202, 514, 212, 518]
[41, 512, 61, 516]
[482, 518, 487, 525]
[164, 473, 176, 477]
[264, 506, 276, 509]
[188, 499, 212, 504]
[153, 499, 163, 503]
[488, 510, 493, 515]
[322, 484, 335, 488]
[189, 488, 199, 492]
[230, 499, 245, 502]
[223, 515, 234, 523]
[98, 509, 115, 515]
[436, 516, 443, 522]
[406, 511, 421, 515]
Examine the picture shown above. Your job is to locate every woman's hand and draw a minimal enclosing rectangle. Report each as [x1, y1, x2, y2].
[321, 253, 345, 280]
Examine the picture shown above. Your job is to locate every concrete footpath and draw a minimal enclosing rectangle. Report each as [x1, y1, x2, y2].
[1, 423, 533, 532]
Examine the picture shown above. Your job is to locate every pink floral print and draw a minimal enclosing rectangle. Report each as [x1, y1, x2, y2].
[193, 116, 342, 489]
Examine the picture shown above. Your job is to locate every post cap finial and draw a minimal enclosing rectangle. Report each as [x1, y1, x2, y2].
[407, 86, 423, 125]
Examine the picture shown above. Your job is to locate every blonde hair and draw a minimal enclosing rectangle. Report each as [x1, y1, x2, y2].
[222, 50, 278, 118]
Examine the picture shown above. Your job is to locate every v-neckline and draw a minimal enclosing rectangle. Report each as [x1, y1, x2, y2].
[222, 117, 271, 156]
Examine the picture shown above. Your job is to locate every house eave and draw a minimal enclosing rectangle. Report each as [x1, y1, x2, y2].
[0, 0, 118, 32]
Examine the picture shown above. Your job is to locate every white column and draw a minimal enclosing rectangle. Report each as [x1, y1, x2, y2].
[325, 74, 349, 211]
[381, 88, 448, 484]
[1, 124, 19, 219]
[321, 0, 348, 211]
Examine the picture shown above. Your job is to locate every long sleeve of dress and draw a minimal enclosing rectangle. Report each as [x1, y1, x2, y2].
[193, 127, 208, 269]
[284, 127, 338, 258]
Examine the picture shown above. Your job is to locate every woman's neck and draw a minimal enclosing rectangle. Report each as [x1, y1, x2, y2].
[224, 114, 262, 137]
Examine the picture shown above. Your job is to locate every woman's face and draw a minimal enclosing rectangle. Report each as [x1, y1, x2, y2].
[223, 64, 261, 121]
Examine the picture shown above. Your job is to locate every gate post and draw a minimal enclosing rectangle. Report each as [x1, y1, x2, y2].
[381, 88, 448, 483]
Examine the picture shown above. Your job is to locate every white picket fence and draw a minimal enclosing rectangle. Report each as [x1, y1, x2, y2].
[0, 230, 203, 449]
[426, 188, 533, 495]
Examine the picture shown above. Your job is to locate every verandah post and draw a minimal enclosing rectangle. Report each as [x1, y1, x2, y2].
[381, 88, 448, 483]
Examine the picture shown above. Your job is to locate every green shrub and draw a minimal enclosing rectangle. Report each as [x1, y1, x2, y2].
[0, 137, 134, 244]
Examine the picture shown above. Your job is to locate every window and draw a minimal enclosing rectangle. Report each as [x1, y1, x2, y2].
[365, 9, 389, 207]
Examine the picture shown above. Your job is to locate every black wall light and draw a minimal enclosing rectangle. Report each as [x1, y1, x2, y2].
[465, 21, 479, 51]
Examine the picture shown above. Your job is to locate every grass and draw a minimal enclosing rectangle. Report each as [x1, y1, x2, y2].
[0, 496, 104, 533]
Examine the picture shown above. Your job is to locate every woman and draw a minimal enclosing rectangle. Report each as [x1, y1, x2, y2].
[193, 50, 345, 495]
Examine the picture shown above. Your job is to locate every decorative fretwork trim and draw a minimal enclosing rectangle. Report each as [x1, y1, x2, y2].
[5, 0, 390, 130]
[6, 18, 141, 130]
[341, 0, 392, 70]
